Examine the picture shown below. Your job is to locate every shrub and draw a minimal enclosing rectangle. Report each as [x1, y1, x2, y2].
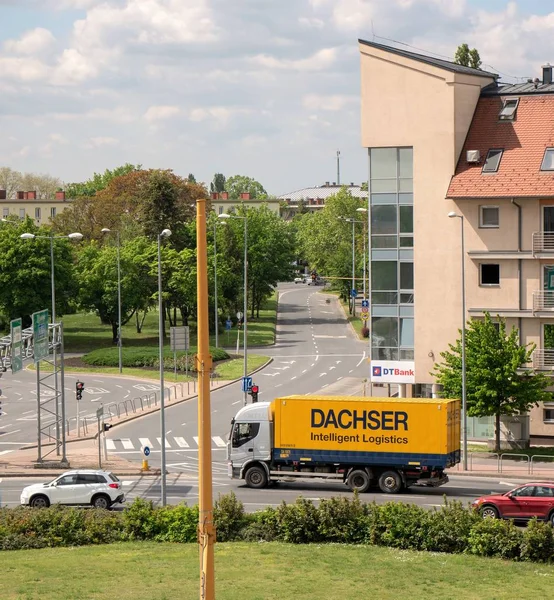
[155, 504, 198, 543]
[361, 327, 369, 338]
[317, 494, 367, 544]
[520, 519, 554, 563]
[375, 502, 430, 550]
[468, 518, 522, 559]
[424, 498, 481, 554]
[122, 498, 160, 540]
[214, 492, 249, 542]
[83, 346, 229, 371]
[243, 507, 280, 542]
[276, 498, 321, 544]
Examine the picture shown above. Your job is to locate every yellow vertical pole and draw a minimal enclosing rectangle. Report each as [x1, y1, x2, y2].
[196, 198, 216, 600]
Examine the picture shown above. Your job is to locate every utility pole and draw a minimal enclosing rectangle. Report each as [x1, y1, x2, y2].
[337, 150, 341, 185]
[196, 198, 216, 600]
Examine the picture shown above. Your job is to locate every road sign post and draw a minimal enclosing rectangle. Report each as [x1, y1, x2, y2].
[32, 309, 49, 363]
[142, 445, 150, 471]
[10, 318, 22, 373]
[170, 326, 190, 379]
[241, 376, 253, 393]
[96, 406, 103, 469]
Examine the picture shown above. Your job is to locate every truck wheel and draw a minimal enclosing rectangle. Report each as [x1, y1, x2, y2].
[378, 470, 402, 494]
[245, 465, 268, 489]
[347, 469, 370, 493]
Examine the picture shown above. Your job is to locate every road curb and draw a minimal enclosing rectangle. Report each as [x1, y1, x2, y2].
[448, 470, 554, 481]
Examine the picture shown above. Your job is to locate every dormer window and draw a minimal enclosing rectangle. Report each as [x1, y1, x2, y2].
[541, 148, 554, 171]
[482, 149, 503, 173]
[499, 98, 519, 120]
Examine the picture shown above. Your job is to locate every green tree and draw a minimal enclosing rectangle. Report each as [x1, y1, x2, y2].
[433, 313, 552, 452]
[187, 173, 196, 183]
[225, 175, 267, 200]
[0, 218, 76, 325]
[65, 163, 141, 198]
[454, 43, 481, 69]
[210, 173, 226, 194]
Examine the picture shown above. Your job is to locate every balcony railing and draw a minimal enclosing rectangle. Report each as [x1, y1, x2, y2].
[533, 349, 554, 370]
[533, 291, 554, 311]
[532, 231, 554, 254]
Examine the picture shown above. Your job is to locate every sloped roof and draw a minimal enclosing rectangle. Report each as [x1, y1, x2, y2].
[278, 185, 366, 202]
[447, 95, 554, 198]
[358, 39, 497, 79]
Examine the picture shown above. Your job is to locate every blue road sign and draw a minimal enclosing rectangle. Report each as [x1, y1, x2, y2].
[351, 289, 358, 298]
[225, 319, 232, 331]
[242, 376, 253, 393]
[143, 446, 151, 457]
[361, 299, 369, 308]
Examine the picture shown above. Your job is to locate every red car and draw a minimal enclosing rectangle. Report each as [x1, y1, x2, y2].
[472, 482, 554, 524]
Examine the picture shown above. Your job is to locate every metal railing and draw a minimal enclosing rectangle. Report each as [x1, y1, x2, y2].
[533, 290, 554, 311]
[454, 452, 554, 474]
[532, 231, 554, 254]
[532, 349, 554, 370]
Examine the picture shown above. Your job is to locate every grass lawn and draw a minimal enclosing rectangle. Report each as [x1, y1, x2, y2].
[468, 443, 554, 459]
[336, 295, 367, 340]
[29, 355, 270, 382]
[62, 293, 278, 353]
[2, 541, 554, 600]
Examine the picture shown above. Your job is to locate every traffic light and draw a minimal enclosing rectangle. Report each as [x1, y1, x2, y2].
[103, 423, 112, 433]
[76, 381, 84, 401]
[249, 384, 259, 403]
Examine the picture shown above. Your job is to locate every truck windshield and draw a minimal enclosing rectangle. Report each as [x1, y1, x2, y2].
[228, 418, 235, 441]
[232, 422, 260, 448]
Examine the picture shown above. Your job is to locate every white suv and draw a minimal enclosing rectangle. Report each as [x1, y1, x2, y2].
[20, 470, 125, 509]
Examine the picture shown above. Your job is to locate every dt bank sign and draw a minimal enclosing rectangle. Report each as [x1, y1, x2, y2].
[370, 360, 415, 384]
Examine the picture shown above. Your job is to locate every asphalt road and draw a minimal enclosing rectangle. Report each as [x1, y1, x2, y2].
[104, 284, 370, 466]
[0, 472, 527, 510]
[0, 367, 161, 455]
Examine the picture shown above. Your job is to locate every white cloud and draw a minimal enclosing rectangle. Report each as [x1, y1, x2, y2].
[0, 57, 49, 82]
[251, 47, 338, 71]
[3, 28, 56, 56]
[83, 136, 119, 149]
[144, 105, 181, 122]
[303, 94, 357, 111]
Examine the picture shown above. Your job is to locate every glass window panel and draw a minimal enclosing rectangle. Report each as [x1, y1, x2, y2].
[372, 317, 398, 348]
[370, 179, 397, 193]
[373, 347, 399, 360]
[399, 148, 413, 178]
[399, 193, 413, 205]
[399, 306, 414, 317]
[482, 149, 503, 173]
[400, 349, 414, 360]
[399, 178, 413, 192]
[371, 193, 397, 205]
[480, 263, 500, 285]
[541, 149, 554, 171]
[400, 318, 414, 347]
[371, 205, 397, 234]
[400, 262, 414, 290]
[370, 148, 397, 179]
[372, 261, 397, 291]
[399, 249, 413, 260]
[372, 306, 397, 317]
[372, 235, 397, 249]
[399, 206, 413, 233]
[480, 206, 499, 228]
[399, 236, 413, 248]
[400, 293, 414, 304]
[372, 292, 398, 304]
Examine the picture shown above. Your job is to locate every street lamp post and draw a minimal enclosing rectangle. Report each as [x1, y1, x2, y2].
[357, 207, 368, 298]
[20, 231, 83, 461]
[340, 216, 365, 317]
[158, 228, 172, 506]
[448, 211, 468, 471]
[218, 213, 248, 404]
[212, 220, 226, 349]
[101, 229, 123, 374]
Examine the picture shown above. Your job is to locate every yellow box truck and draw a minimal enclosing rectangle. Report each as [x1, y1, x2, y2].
[227, 396, 460, 493]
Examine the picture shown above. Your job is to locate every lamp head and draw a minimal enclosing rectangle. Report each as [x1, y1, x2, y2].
[160, 229, 172, 238]
[20, 233, 35, 240]
[68, 232, 84, 241]
[448, 211, 460, 218]
[218, 213, 231, 220]
[101, 228, 111, 234]
[356, 207, 367, 213]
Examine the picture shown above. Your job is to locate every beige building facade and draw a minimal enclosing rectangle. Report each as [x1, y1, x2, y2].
[210, 192, 281, 216]
[0, 190, 72, 224]
[360, 40, 554, 443]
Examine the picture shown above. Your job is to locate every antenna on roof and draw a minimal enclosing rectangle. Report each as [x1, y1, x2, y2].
[336, 150, 341, 185]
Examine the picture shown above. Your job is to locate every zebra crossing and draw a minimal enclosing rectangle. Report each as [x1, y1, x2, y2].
[106, 435, 228, 452]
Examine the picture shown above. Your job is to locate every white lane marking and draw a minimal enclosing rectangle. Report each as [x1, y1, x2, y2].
[356, 352, 366, 367]
[262, 373, 279, 377]
[105, 439, 116, 451]
[499, 481, 517, 486]
[0, 441, 32, 445]
[124, 393, 130, 399]
[139, 437, 153, 449]
[319, 373, 327, 377]
[302, 370, 307, 374]
[275, 384, 282, 388]
[121, 438, 134, 450]
[313, 335, 347, 338]
[291, 376, 297, 380]
[310, 363, 315, 367]
[349, 370, 353, 374]
[322, 384, 329, 388]
[22, 410, 34, 415]
[90, 397, 102, 403]
[336, 360, 342, 364]
[157, 437, 171, 448]
[212, 436, 227, 447]
[232, 400, 241, 405]
[174, 437, 189, 448]
[116, 385, 123, 389]
[337, 377, 343, 381]
[315, 355, 319, 362]
[329, 366, 336, 370]
[193, 437, 199, 445]
[0, 450, 13, 456]
[0, 429, 21, 436]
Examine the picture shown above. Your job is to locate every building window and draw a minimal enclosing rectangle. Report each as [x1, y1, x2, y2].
[541, 148, 554, 171]
[19, 208, 25, 219]
[499, 98, 519, 121]
[479, 206, 499, 228]
[544, 409, 554, 423]
[218, 205, 223, 215]
[35, 207, 41, 220]
[480, 263, 500, 286]
[2, 208, 8, 218]
[482, 149, 503, 173]
[50, 207, 56, 218]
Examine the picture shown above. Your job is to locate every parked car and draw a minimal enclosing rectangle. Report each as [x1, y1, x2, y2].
[294, 276, 306, 284]
[20, 469, 125, 509]
[472, 482, 554, 524]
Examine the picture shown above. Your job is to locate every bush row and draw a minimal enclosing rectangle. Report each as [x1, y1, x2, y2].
[2, 494, 554, 562]
[82, 346, 229, 371]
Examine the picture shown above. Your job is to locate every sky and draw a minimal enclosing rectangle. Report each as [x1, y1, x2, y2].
[2, 0, 554, 196]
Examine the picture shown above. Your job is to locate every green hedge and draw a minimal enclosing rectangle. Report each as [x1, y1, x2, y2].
[82, 346, 229, 371]
[2, 494, 554, 563]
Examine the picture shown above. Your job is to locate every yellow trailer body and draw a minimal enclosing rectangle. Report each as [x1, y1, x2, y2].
[271, 396, 460, 468]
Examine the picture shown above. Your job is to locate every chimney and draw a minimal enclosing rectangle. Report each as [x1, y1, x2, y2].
[55, 191, 66, 201]
[240, 192, 250, 200]
[17, 191, 25, 200]
[543, 63, 553, 85]
[27, 191, 36, 200]
[0, 190, 6, 200]
[350, 182, 354, 186]
[220, 191, 229, 200]
[325, 181, 329, 187]
[332, 182, 336, 186]
[211, 192, 219, 200]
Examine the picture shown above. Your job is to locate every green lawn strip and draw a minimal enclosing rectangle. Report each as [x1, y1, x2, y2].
[2, 542, 553, 600]
[62, 292, 278, 353]
[29, 355, 270, 382]
[336, 295, 366, 340]
[468, 443, 554, 459]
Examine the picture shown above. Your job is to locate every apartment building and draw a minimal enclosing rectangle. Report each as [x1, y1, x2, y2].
[279, 182, 366, 219]
[359, 39, 554, 443]
[210, 192, 281, 216]
[0, 190, 71, 224]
